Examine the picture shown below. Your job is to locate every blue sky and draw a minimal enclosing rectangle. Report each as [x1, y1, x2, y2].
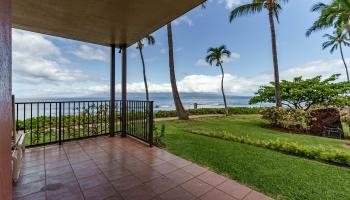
[13, 0, 349, 98]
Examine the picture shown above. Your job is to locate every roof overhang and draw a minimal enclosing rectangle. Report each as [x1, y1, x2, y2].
[12, 0, 205, 47]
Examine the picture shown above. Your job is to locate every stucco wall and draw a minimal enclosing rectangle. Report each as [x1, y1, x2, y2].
[0, 0, 12, 199]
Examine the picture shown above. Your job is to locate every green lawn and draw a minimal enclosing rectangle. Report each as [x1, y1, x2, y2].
[171, 115, 349, 150]
[158, 115, 350, 200]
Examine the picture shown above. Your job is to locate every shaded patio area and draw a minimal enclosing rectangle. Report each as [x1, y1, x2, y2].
[13, 136, 272, 200]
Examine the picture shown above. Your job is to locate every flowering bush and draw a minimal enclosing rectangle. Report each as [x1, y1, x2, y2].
[260, 107, 309, 131]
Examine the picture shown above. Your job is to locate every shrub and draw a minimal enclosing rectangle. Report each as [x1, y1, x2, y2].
[154, 107, 263, 118]
[261, 107, 309, 131]
[188, 130, 350, 167]
[154, 124, 166, 148]
[341, 114, 350, 125]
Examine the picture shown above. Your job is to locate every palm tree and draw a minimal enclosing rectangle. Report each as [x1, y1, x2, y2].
[229, 0, 289, 108]
[167, 23, 189, 120]
[307, 0, 350, 36]
[322, 30, 350, 81]
[136, 35, 155, 101]
[205, 45, 231, 116]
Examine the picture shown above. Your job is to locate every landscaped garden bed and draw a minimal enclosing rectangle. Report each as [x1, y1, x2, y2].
[157, 115, 350, 200]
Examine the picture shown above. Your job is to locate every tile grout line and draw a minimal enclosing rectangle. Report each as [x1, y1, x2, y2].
[82, 137, 126, 200]
[241, 190, 254, 200]
[62, 141, 87, 200]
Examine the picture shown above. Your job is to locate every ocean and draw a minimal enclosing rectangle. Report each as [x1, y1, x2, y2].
[16, 93, 264, 111]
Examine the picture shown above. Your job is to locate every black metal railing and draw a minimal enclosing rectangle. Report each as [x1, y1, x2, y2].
[15, 100, 153, 147]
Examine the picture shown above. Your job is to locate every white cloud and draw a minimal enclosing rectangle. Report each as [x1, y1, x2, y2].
[12, 29, 89, 84]
[173, 15, 193, 27]
[14, 58, 349, 97]
[196, 59, 210, 67]
[72, 45, 108, 61]
[87, 59, 350, 96]
[219, 0, 242, 10]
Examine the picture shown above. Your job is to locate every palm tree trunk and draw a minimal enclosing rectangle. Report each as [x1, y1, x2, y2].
[219, 63, 228, 116]
[167, 23, 189, 120]
[268, 9, 282, 107]
[138, 47, 150, 101]
[340, 44, 350, 81]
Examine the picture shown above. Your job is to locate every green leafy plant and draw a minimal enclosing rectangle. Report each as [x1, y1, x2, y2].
[250, 74, 350, 111]
[261, 107, 309, 131]
[230, 0, 290, 107]
[154, 124, 166, 148]
[188, 130, 350, 167]
[205, 45, 232, 116]
[154, 107, 263, 118]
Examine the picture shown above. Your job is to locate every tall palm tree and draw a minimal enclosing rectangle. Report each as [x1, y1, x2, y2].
[205, 45, 231, 116]
[229, 0, 289, 108]
[307, 0, 350, 36]
[136, 35, 155, 101]
[322, 30, 350, 81]
[167, 23, 189, 120]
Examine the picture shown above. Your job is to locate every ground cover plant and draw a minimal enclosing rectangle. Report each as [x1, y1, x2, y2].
[159, 116, 350, 200]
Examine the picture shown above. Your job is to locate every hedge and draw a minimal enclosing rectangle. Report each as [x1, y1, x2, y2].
[154, 107, 263, 118]
[187, 130, 350, 167]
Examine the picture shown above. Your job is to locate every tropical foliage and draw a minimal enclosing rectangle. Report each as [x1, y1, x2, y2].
[137, 35, 155, 101]
[154, 107, 263, 118]
[322, 29, 350, 81]
[188, 129, 350, 167]
[250, 74, 350, 110]
[260, 107, 309, 131]
[230, 0, 289, 107]
[205, 45, 231, 116]
[307, 0, 350, 36]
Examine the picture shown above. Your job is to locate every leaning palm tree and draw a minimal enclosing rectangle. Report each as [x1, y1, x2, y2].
[205, 45, 231, 116]
[136, 35, 155, 101]
[167, 23, 189, 120]
[229, 0, 289, 108]
[307, 0, 350, 36]
[322, 30, 350, 81]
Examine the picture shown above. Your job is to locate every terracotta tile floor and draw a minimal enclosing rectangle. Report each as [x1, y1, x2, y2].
[13, 136, 273, 200]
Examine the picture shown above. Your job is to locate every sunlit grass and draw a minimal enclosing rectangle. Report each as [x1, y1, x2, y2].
[158, 115, 350, 200]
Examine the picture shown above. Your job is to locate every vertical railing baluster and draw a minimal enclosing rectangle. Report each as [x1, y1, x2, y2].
[88, 102, 90, 136]
[16, 104, 18, 137]
[104, 101, 107, 134]
[37, 103, 39, 144]
[43, 103, 46, 143]
[149, 101, 153, 146]
[131, 101, 133, 135]
[63, 103, 65, 141]
[140, 101, 142, 138]
[82, 102, 85, 137]
[144, 101, 146, 139]
[100, 101, 103, 135]
[49, 103, 52, 143]
[73, 102, 76, 138]
[68, 102, 71, 140]
[30, 103, 33, 145]
[23, 104, 26, 142]
[78, 102, 81, 138]
[59, 102, 62, 145]
[55, 103, 58, 142]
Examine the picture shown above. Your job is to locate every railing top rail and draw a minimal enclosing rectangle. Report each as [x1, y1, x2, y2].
[15, 100, 154, 104]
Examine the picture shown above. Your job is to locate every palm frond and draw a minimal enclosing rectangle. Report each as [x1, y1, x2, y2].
[311, 2, 326, 12]
[229, 3, 264, 22]
[146, 35, 155, 45]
